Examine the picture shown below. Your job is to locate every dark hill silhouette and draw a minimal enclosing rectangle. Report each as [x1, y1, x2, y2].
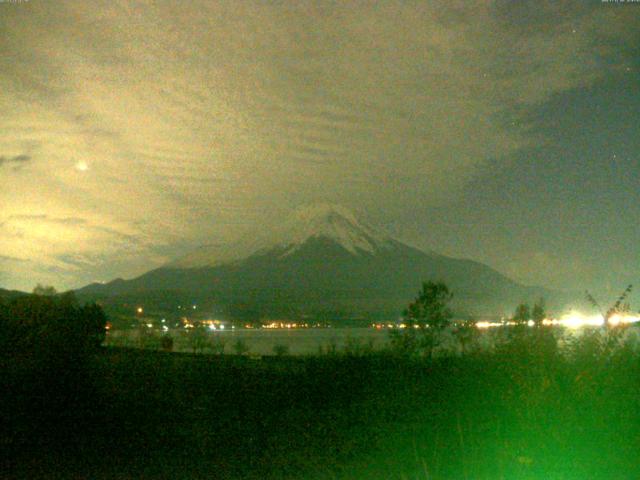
[76, 205, 563, 319]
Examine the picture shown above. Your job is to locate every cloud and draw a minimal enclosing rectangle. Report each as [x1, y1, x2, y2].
[0, 255, 28, 264]
[0, 0, 637, 290]
[0, 154, 31, 168]
[6, 214, 86, 225]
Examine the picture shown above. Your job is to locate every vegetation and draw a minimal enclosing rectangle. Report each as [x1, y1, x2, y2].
[510, 298, 546, 326]
[512, 302, 531, 324]
[0, 288, 107, 476]
[390, 281, 453, 357]
[3, 332, 639, 479]
[160, 334, 174, 352]
[531, 297, 546, 325]
[233, 338, 250, 355]
[453, 317, 479, 355]
[188, 326, 210, 354]
[210, 335, 227, 355]
[2, 282, 639, 479]
[587, 284, 633, 326]
[0, 288, 106, 359]
[272, 343, 290, 356]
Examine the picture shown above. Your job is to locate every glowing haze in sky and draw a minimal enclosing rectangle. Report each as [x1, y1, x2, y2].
[0, 1, 638, 294]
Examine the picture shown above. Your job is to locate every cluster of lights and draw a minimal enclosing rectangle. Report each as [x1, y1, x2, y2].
[609, 314, 640, 326]
[201, 319, 224, 327]
[262, 322, 310, 329]
[473, 313, 640, 329]
[545, 312, 640, 329]
[372, 323, 399, 329]
[372, 323, 432, 329]
[475, 321, 506, 329]
[182, 318, 194, 329]
[177, 305, 198, 310]
[134, 307, 638, 333]
[371, 313, 640, 331]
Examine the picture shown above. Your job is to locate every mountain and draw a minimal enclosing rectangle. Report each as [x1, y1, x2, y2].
[0, 288, 27, 301]
[167, 204, 397, 269]
[76, 204, 559, 320]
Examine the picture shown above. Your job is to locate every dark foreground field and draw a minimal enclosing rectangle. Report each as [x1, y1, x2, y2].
[3, 337, 640, 480]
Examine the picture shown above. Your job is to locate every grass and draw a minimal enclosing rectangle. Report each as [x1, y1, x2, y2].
[2, 328, 640, 479]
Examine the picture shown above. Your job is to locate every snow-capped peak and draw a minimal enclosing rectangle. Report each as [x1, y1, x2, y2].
[271, 203, 393, 256]
[169, 204, 394, 268]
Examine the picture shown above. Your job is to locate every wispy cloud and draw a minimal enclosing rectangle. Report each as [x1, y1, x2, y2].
[0, 254, 28, 264]
[0, 0, 637, 290]
[0, 154, 31, 168]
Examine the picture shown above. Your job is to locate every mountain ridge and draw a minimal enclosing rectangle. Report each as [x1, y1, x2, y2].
[75, 204, 566, 319]
[169, 203, 397, 268]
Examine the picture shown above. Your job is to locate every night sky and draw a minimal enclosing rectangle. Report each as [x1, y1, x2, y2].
[1, 1, 638, 296]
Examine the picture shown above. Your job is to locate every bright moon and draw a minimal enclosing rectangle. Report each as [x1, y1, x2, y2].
[75, 161, 89, 172]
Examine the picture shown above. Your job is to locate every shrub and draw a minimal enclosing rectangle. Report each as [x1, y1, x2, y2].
[343, 336, 375, 356]
[233, 338, 250, 356]
[273, 343, 290, 357]
[453, 319, 479, 355]
[137, 323, 161, 350]
[188, 327, 209, 354]
[160, 335, 174, 352]
[318, 337, 338, 356]
[210, 336, 226, 355]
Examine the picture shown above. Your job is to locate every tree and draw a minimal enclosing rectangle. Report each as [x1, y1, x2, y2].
[405, 281, 454, 328]
[453, 317, 479, 355]
[0, 292, 107, 359]
[1, 291, 108, 435]
[586, 285, 633, 327]
[78, 302, 108, 349]
[160, 335, 174, 352]
[32, 284, 57, 296]
[392, 281, 453, 357]
[210, 336, 226, 355]
[233, 338, 250, 356]
[273, 344, 289, 357]
[531, 298, 546, 326]
[512, 302, 531, 325]
[188, 326, 209, 354]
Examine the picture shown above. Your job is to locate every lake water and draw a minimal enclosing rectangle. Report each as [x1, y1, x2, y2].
[105, 325, 640, 356]
[107, 327, 391, 355]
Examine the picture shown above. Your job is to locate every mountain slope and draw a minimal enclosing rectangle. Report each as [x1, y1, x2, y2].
[0, 288, 28, 301]
[168, 204, 396, 269]
[76, 204, 557, 319]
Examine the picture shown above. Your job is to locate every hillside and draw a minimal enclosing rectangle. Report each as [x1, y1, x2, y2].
[77, 204, 559, 320]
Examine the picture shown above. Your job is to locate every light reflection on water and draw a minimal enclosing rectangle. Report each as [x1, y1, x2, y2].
[106, 325, 640, 356]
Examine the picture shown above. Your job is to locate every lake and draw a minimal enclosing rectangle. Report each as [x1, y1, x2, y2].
[105, 324, 640, 356]
[107, 327, 390, 355]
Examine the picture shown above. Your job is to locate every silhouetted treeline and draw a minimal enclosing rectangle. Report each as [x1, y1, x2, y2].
[2, 283, 640, 479]
[0, 291, 106, 360]
[0, 291, 108, 460]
